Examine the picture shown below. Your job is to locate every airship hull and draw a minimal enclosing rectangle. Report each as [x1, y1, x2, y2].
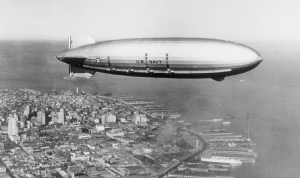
[57, 38, 262, 81]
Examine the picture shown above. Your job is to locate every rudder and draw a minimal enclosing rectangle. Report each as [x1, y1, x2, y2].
[68, 36, 95, 49]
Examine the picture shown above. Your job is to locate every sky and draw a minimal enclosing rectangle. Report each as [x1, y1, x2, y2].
[1, 0, 300, 42]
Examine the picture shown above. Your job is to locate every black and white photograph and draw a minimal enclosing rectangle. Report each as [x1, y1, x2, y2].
[0, 0, 299, 178]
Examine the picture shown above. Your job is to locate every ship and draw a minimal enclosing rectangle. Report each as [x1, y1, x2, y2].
[201, 156, 242, 164]
[168, 114, 182, 119]
[204, 150, 257, 157]
[209, 147, 253, 152]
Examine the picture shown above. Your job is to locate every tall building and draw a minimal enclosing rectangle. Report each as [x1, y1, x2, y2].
[58, 108, 65, 125]
[41, 111, 46, 125]
[31, 117, 37, 123]
[27, 121, 31, 129]
[20, 121, 24, 128]
[45, 111, 51, 125]
[8, 114, 18, 139]
[24, 105, 31, 116]
[101, 115, 106, 125]
[37, 111, 42, 123]
[52, 116, 58, 123]
[20, 116, 26, 128]
[20, 116, 26, 122]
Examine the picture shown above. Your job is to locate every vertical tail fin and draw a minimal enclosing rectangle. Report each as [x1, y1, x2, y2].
[68, 36, 72, 49]
[68, 36, 95, 49]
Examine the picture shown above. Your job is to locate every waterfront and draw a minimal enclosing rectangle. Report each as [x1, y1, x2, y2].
[1, 41, 300, 177]
[0, 88, 209, 177]
[0, 88, 257, 178]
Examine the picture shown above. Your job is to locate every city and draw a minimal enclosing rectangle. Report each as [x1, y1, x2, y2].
[0, 88, 256, 178]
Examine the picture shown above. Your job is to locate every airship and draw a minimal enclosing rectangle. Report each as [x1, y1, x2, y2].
[56, 37, 262, 81]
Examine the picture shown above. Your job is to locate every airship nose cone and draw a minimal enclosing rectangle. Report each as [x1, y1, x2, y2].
[227, 44, 263, 76]
[244, 45, 263, 64]
[248, 48, 263, 72]
[255, 50, 263, 62]
[255, 52, 263, 67]
[254, 52, 263, 64]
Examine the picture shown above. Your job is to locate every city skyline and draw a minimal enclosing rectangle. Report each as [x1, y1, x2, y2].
[0, 88, 251, 178]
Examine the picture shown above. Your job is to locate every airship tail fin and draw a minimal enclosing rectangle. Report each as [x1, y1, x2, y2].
[68, 36, 95, 49]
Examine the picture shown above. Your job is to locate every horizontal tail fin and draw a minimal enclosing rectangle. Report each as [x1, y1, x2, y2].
[68, 36, 95, 49]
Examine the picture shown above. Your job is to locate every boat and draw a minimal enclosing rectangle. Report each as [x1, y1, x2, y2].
[168, 114, 182, 119]
[201, 156, 242, 164]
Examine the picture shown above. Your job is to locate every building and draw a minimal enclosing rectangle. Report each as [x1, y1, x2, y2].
[11, 135, 20, 141]
[78, 134, 92, 139]
[27, 121, 31, 129]
[101, 115, 106, 125]
[45, 111, 52, 125]
[0, 122, 8, 131]
[58, 108, 65, 125]
[100, 112, 117, 124]
[132, 114, 147, 125]
[20, 116, 26, 122]
[8, 114, 18, 139]
[41, 111, 46, 125]
[94, 118, 99, 123]
[37, 111, 42, 123]
[20, 121, 24, 128]
[106, 112, 117, 123]
[20, 116, 26, 128]
[36, 111, 46, 124]
[106, 129, 124, 137]
[24, 105, 31, 116]
[185, 136, 200, 148]
[96, 124, 105, 131]
[68, 111, 78, 119]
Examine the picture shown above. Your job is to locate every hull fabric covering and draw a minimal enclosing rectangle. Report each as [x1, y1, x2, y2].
[57, 37, 263, 80]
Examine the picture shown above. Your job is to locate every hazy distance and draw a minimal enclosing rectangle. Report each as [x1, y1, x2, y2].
[1, 0, 300, 42]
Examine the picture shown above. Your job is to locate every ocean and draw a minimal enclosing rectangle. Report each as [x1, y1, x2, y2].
[1, 40, 300, 178]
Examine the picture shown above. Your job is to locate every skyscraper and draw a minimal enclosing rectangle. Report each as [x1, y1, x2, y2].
[37, 111, 42, 123]
[58, 108, 65, 125]
[24, 105, 31, 116]
[41, 111, 46, 125]
[45, 111, 51, 125]
[8, 114, 18, 139]
[20, 116, 26, 128]
[20, 116, 26, 122]
[101, 115, 106, 125]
